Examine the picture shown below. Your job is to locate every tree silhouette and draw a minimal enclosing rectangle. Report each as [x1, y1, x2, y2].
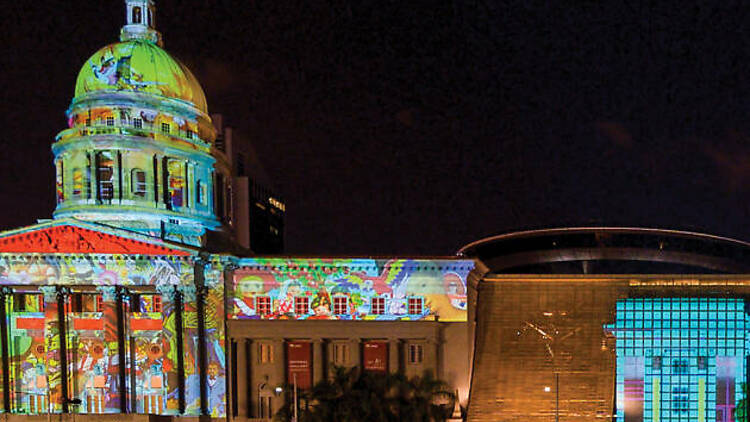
[274, 366, 455, 422]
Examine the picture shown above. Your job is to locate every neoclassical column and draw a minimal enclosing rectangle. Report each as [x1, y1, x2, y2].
[389, 339, 400, 374]
[178, 283, 198, 415]
[194, 255, 209, 417]
[312, 338, 324, 385]
[0, 287, 12, 412]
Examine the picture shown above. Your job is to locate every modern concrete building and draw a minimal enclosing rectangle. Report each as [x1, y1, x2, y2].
[461, 228, 750, 422]
[6, 1, 750, 422]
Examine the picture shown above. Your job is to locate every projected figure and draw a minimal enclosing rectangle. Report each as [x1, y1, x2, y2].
[277, 281, 301, 315]
[90, 53, 131, 87]
[20, 363, 47, 414]
[207, 363, 226, 417]
[142, 362, 165, 414]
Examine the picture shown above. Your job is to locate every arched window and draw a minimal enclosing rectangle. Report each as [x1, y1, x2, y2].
[167, 159, 186, 208]
[55, 160, 64, 203]
[132, 6, 142, 24]
[96, 152, 114, 201]
[196, 180, 203, 204]
[147, 8, 153, 27]
[131, 169, 147, 197]
[72, 168, 83, 196]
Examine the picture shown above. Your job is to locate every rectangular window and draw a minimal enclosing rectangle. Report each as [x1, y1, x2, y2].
[72, 168, 83, 196]
[167, 159, 185, 208]
[294, 296, 309, 315]
[15, 294, 44, 312]
[332, 343, 349, 365]
[133, 118, 142, 129]
[96, 152, 114, 201]
[256, 296, 271, 315]
[408, 297, 423, 315]
[161, 123, 170, 133]
[153, 296, 162, 313]
[86, 118, 91, 127]
[333, 296, 348, 315]
[408, 344, 424, 365]
[371, 297, 386, 315]
[259, 343, 273, 364]
[78, 294, 97, 312]
[131, 169, 147, 197]
[55, 160, 64, 203]
[106, 116, 114, 126]
[186, 129, 193, 139]
[196, 180, 204, 204]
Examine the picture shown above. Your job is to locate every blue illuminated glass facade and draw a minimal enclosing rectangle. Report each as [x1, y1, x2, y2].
[606, 298, 749, 422]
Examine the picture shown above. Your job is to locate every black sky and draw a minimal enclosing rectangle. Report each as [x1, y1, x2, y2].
[2, 1, 749, 255]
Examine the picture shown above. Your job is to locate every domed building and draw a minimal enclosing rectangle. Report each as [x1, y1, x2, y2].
[53, 0, 230, 247]
[0, 3, 474, 421]
[9, 2, 750, 422]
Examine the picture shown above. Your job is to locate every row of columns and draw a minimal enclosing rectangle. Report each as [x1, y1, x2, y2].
[229, 336, 437, 419]
[0, 274, 217, 416]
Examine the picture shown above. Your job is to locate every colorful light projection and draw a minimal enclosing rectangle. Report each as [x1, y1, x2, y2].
[0, 253, 227, 417]
[75, 40, 208, 113]
[0, 254, 193, 286]
[0, 223, 193, 256]
[229, 258, 473, 322]
[606, 298, 750, 422]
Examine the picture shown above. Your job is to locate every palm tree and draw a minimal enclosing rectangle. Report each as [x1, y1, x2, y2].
[275, 367, 456, 422]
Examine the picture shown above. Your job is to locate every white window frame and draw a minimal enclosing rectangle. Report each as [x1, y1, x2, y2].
[371, 297, 386, 315]
[333, 296, 348, 315]
[332, 342, 350, 366]
[408, 343, 424, 365]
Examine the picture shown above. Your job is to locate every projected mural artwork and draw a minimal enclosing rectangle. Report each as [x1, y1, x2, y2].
[607, 298, 750, 422]
[0, 252, 226, 417]
[229, 258, 472, 322]
[0, 0, 475, 419]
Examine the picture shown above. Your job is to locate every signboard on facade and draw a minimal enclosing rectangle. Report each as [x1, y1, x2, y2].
[362, 341, 388, 372]
[286, 341, 312, 389]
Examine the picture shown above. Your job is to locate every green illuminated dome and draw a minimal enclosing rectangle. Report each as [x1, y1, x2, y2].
[51, 1, 231, 248]
[74, 39, 208, 113]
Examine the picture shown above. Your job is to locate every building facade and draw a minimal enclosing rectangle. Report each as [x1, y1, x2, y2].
[462, 229, 750, 422]
[7, 2, 750, 422]
[0, 2, 474, 421]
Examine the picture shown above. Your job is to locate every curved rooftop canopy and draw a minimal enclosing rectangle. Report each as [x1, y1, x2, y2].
[459, 227, 750, 274]
[74, 40, 208, 113]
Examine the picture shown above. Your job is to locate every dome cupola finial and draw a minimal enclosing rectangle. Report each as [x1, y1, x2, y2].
[120, 0, 163, 46]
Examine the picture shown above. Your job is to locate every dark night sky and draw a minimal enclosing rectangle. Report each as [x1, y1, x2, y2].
[2, 1, 749, 255]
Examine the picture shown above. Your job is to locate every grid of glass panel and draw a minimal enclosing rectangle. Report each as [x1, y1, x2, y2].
[606, 298, 749, 422]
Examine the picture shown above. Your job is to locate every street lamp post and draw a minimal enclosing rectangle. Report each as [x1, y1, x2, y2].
[518, 311, 578, 422]
[292, 373, 298, 422]
[555, 372, 559, 422]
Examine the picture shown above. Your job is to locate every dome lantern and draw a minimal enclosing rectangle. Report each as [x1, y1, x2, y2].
[120, 0, 162, 46]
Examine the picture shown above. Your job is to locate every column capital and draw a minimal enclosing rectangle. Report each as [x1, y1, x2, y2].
[155, 283, 178, 299]
[179, 284, 197, 302]
[96, 285, 118, 302]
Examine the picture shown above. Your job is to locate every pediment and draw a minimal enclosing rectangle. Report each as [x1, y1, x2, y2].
[0, 220, 194, 256]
